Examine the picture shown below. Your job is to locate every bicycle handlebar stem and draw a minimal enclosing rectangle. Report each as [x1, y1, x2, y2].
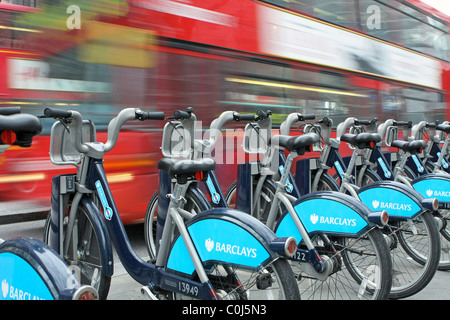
[104, 108, 139, 153]
[336, 117, 356, 140]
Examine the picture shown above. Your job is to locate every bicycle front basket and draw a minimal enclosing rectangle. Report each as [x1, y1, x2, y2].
[49, 120, 96, 166]
[243, 122, 270, 154]
[384, 126, 398, 146]
[161, 121, 192, 159]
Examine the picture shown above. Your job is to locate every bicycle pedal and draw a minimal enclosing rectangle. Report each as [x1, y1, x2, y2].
[141, 286, 159, 300]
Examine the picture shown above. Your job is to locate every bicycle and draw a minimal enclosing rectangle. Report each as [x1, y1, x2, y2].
[269, 114, 442, 299]
[224, 111, 393, 300]
[43, 107, 300, 300]
[373, 119, 450, 271]
[0, 107, 97, 300]
[144, 108, 257, 259]
[323, 117, 442, 298]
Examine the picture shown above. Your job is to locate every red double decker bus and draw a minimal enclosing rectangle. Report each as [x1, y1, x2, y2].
[0, 0, 448, 223]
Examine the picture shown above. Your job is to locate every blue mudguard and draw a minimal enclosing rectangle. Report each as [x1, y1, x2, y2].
[166, 208, 282, 276]
[412, 173, 450, 208]
[358, 180, 428, 220]
[275, 191, 375, 243]
[0, 237, 79, 300]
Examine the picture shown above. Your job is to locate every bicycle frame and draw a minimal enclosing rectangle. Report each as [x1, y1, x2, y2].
[362, 119, 450, 212]
[0, 108, 96, 300]
[294, 116, 439, 221]
[47, 108, 296, 300]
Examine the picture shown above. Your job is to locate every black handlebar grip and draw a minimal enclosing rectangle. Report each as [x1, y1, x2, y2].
[256, 109, 272, 120]
[393, 120, 413, 128]
[136, 110, 165, 120]
[44, 108, 72, 119]
[354, 119, 371, 125]
[298, 113, 315, 121]
[317, 117, 332, 127]
[147, 112, 165, 120]
[0, 107, 21, 115]
[234, 112, 255, 121]
[173, 110, 192, 120]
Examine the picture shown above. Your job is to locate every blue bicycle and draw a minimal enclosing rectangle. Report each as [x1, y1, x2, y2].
[219, 111, 393, 300]
[0, 107, 97, 300]
[255, 114, 440, 299]
[43, 107, 300, 300]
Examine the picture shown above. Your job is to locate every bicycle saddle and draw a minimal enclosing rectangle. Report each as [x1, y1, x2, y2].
[0, 114, 42, 147]
[341, 133, 381, 149]
[271, 133, 319, 155]
[436, 124, 450, 134]
[158, 157, 215, 181]
[391, 139, 427, 153]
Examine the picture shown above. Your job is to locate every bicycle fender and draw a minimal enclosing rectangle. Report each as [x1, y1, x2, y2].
[166, 208, 280, 276]
[0, 237, 79, 300]
[79, 197, 114, 277]
[358, 180, 425, 220]
[411, 173, 450, 207]
[275, 191, 373, 243]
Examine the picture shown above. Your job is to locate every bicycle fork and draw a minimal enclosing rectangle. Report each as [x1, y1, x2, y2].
[268, 154, 329, 277]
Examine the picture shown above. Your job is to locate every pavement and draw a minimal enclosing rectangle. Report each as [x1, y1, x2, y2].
[0, 199, 49, 224]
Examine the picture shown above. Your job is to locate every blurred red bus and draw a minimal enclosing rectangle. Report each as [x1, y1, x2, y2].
[0, 0, 448, 223]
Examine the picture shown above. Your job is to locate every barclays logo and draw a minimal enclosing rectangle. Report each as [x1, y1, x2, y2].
[205, 238, 257, 258]
[309, 213, 357, 227]
[372, 199, 411, 211]
[426, 189, 450, 197]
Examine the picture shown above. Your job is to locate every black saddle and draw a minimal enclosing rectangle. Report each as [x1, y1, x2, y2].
[0, 114, 42, 147]
[271, 133, 319, 155]
[341, 133, 381, 149]
[436, 124, 450, 134]
[391, 140, 427, 153]
[158, 157, 215, 183]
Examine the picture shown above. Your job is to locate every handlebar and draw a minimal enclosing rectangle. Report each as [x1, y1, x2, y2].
[234, 112, 255, 121]
[44, 108, 72, 119]
[279, 112, 315, 136]
[194, 110, 265, 158]
[354, 118, 377, 126]
[392, 120, 412, 128]
[317, 117, 332, 127]
[172, 108, 193, 120]
[0, 107, 21, 115]
[411, 120, 437, 140]
[256, 109, 272, 120]
[46, 107, 165, 154]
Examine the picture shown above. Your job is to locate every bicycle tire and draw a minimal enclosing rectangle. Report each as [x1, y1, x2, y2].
[204, 257, 300, 300]
[225, 179, 286, 224]
[357, 170, 441, 297]
[144, 189, 210, 259]
[310, 171, 340, 192]
[387, 210, 440, 298]
[227, 178, 393, 299]
[43, 204, 111, 300]
[292, 228, 392, 300]
[166, 237, 300, 300]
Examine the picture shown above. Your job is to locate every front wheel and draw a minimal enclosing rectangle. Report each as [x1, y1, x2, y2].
[292, 228, 392, 300]
[43, 205, 111, 300]
[144, 189, 210, 259]
[387, 211, 440, 299]
[167, 257, 300, 300]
